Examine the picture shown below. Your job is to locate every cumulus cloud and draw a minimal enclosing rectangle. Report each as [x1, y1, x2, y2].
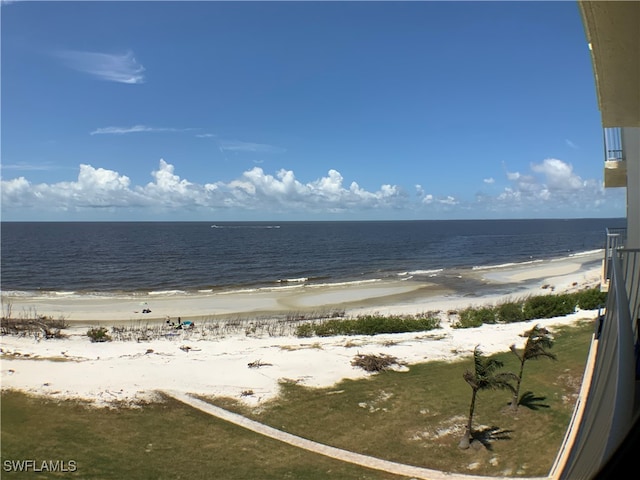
[1, 165, 140, 211]
[1, 160, 406, 217]
[415, 185, 458, 208]
[483, 177, 495, 184]
[1, 157, 621, 219]
[490, 157, 606, 214]
[55, 50, 145, 84]
[531, 158, 585, 190]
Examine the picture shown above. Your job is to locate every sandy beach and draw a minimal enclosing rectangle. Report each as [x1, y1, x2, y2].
[1, 251, 604, 407]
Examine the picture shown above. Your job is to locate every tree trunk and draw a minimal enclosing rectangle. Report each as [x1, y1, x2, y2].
[458, 426, 472, 449]
[512, 358, 526, 409]
[460, 389, 477, 449]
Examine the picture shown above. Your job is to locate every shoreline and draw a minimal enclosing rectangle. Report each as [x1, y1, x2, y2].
[1, 252, 604, 407]
[0, 251, 603, 324]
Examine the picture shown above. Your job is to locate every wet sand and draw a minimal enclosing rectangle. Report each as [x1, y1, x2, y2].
[1, 251, 602, 324]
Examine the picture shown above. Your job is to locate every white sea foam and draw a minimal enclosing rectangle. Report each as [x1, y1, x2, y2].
[277, 277, 308, 283]
[264, 284, 306, 292]
[472, 259, 544, 271]
[567, 249, 604, 258]
[407, 269, 444, 276]
[52, 291, 77, 296]
[305, 279, 381, 289]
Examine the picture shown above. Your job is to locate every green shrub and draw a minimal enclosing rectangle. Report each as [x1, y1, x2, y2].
[574, 287, 607, 310]
[294, 314, 440, 337]
[87, 326, 112, 343]
[456, 306, 496, 328]
[496, 301, 525, 323]
[295, 323, 314, 338]
[523, 294, 576, 320]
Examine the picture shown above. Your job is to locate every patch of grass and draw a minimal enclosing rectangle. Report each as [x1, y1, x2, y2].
[1, 321, 594, 478]
[211, 321, 594, 477]
[0, 392, 402, 480]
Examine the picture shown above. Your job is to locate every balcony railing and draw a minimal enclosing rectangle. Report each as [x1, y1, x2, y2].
[551, 248, 640, 479]
[603, 128, 627, 188]
[603, 227, 627, 283]
[604, 128, 624, 161]
[620, 249, 640, 335]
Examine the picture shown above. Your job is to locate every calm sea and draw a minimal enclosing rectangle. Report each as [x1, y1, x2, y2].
[0, 219, 625, 298]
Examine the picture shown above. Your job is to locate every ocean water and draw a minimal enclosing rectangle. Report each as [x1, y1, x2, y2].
[0, 219, 624, 298]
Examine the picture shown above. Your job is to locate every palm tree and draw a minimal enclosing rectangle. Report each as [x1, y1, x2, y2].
[509, 325, 557, 410]
[460, 345, 517, 449]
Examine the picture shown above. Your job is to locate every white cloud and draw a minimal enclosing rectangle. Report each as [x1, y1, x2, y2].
[1, 166, 140, 211]
[489, 157, 607, 214]
[0, 157, 623, 220]
[531, 158, 584, 190]
[439, 195, 458, 206]
[483, 177, 495, 184]
[219, 140, 286, 154]
[56, 50, 145, 84]
[1, 162, 59, 171]
[90, 125, 190, 135]
[565, 139, 579, 149]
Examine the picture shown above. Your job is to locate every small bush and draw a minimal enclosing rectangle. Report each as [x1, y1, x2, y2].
[523, 294, 576, 320]
[574, 287, 607, 310]
[295, 323, 315, 338]
[497, 301, 525, 323]
[87, 326, 112, 343]
[294, 314, 440, 337]
[456, 306, 495, 328]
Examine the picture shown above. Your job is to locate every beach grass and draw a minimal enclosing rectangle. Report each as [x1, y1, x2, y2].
[2, 320, 594, 479]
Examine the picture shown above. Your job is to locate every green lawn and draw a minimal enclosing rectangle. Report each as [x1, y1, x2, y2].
[1, 320, 594, 479]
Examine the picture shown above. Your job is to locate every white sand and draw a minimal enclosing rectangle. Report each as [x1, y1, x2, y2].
[0, 252, 604, 407]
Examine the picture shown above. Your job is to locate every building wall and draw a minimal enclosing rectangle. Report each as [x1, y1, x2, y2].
[623, 127, 640, 249]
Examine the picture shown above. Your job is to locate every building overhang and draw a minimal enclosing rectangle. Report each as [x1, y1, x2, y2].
[578, 1, 640, 127]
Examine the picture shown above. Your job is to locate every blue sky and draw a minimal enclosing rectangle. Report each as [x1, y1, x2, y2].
[0, 0, 626, 221]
